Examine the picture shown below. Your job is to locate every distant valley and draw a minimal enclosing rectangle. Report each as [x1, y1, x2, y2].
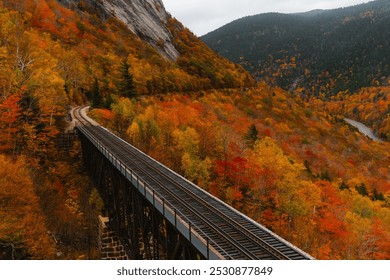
[202, 0, 390, 141]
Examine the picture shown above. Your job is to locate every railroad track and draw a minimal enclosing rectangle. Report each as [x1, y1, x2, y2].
[73, 106, 313, 260]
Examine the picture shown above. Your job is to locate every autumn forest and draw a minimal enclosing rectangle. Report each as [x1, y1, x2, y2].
[0, 0, 389, 260]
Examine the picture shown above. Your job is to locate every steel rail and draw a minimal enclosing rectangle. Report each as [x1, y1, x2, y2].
[96, 126, 290, 259]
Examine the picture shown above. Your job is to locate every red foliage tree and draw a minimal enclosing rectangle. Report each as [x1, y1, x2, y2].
[213, 157, 249, 209]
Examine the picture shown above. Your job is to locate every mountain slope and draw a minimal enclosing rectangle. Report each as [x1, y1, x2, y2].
[202, 0, 390, 96]
[1, 0, 253, 96]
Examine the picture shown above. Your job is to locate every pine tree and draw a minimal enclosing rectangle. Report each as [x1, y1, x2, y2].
[104, 93, 114, 109]
[371, 188, 385, 201]
[244, 124, 259, 149]
[91, 77, 103, 108]
[119, 59, 137, 99]
[339, 181, 350, 191]
[355, 183, 369, 197]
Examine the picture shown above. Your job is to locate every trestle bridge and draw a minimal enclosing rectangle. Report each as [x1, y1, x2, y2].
[74, 106, 313, 260]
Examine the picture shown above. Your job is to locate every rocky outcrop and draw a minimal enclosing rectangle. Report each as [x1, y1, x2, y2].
[61, 0, 179, 60]
[100, 0, 179, 60]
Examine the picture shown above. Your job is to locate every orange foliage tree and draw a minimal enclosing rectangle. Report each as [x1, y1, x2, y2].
[0, 155, 56, 259]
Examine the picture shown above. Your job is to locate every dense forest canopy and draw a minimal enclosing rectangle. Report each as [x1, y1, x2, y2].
[202, 0, 390, 95]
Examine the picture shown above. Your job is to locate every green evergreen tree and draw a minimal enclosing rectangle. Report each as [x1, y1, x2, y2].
[319, 170, 331, 181]
[339, 181, 350, 191]
[91, 77, 103, 108]
[355, 183, 369, 197]
[371, 188, 385, 201]
[304, 160, 313, 175]
[119, 59, 137, 99]
[244, 124, 259, 149]
[104, 93, 114, 109]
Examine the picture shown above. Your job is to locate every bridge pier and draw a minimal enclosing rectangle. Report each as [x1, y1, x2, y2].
[55, 130, 78, 150]
[79, 131, 204, 260]
[98, 216, 128, 260]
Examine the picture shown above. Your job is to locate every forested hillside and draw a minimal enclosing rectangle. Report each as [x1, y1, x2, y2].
[202, 0, 390, 96]
[90, 85, 390, 260]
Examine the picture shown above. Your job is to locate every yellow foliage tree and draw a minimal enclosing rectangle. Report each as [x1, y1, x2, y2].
[250, 137, 321, 238]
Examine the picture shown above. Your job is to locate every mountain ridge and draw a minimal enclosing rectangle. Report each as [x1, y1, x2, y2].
[202, 0, 390, 96]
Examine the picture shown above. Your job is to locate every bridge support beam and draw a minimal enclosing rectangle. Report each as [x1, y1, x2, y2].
[78, 132, 203, 260]
[98, 216, 128, 260]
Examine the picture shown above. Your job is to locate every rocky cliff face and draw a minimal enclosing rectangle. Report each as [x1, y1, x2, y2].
[100, 0, 179, 60]
[61, 0, 179, 60]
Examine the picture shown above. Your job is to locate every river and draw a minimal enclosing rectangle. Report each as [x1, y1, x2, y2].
[344, 118, 383, 142]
